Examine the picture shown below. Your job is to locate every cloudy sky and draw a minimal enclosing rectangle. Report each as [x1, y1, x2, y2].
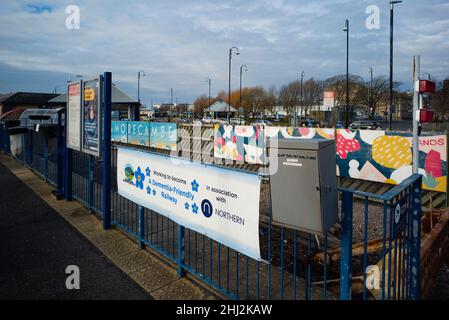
[0, 0, 448, 104]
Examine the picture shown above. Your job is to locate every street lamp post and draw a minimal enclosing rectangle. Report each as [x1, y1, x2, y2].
[343, 19, 350, 128]
[207, 77, 211, 106]
[239, 65, 248, 123]
[137, 70, 146, 121]
[68, 74, 82, 83]
[300, 71, 304, 125]
[295, 71, 304, 126]
[228, 47, 240, 121]
[389, 1, 402, 130]
[369, 67, 373, 117]
[137, 70, 146, 103]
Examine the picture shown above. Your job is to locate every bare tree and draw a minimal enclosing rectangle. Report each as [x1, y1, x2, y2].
[303, 78, 322, 116]
[325, 74, 366, 119]
[193, 95, 210, 117]
[433, 78, 449, 117]
[279, 80, 301, 117]
[264, 86, 278, 116]
[246, 86, 266, 117]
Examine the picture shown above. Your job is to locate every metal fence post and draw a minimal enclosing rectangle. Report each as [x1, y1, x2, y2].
[21, 133, 26, 163]
[64, 109, 73, 201]
[0, 124, 3, 151]
[410, 175, 422, 300]
[2, 124, 5, 151]
[44, 133, 48, 182]
[88, 154, 94, 212]
[1, 124, 5, 152]
[177, 225, 186, 277]
[139, 206, 145, 249]
[29, 131, 33, 166]
[24, 131, 29, 165]
[340, 190, 353, 300]
[102, 71, 112, 230]
[57, 111, 64, 195]
[6, 126, 11, 154]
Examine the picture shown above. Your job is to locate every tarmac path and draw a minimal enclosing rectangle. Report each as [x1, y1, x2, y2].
[0, 162, 152, 300]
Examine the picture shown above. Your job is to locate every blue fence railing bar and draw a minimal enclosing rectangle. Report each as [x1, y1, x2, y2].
[0, 120, 423, 300]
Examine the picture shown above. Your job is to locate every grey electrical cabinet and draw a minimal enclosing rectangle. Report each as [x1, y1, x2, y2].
[268, 138, 338, 234]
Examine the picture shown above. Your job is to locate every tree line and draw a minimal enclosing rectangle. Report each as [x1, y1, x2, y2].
[193, 74, 449, 119]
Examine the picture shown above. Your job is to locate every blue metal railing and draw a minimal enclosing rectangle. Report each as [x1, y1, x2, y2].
[0, 121, 423, 300]
[339, 173, 422, 300]
[106, 145, 334, 300]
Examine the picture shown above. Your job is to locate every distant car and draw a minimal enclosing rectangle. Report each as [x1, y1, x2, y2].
[229, 118, 245, 125]
[300, 119, 319, 128]
[176, 118, 189, 123]
[202, 116, 213, 124]
[273, 114, 286, 122]
[372, 114, 385, 121]
[213, 119, 229, 125]
[349, 120, 382, 130]
[252, 119, 272, 126]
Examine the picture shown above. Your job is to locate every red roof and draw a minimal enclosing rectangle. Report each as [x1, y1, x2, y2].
[0, 107, 27, 121]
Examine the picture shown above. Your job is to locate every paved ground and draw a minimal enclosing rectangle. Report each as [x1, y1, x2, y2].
[0, 154, 220, 300]
[0, 162, 152, 300]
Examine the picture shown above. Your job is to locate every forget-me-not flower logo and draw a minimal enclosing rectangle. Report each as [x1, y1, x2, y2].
[152, 189, 157, 196]
[191, 179, 199, 192]
[135, 166, 145, 190]
[192, 203, 199, 214]
[146, 167, 151, 177]
[146, 185, 152, 195]
[184, 202, 189, 210]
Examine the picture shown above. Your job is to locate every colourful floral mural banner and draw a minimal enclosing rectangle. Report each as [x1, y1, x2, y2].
[336, 129, 447, 193]
[213, 125, 266, 164]
[213, 125, 448, 193]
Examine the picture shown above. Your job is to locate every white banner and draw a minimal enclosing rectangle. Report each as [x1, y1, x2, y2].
[117, 147, 262, 260]
[323, 91, 335, 110]
[67, 82, 82, 150]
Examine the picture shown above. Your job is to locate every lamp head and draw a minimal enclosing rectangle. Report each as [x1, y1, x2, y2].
[343, 19, 349, 31]
[390, 1, 403, 9]
[230, 46, 239, 55]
